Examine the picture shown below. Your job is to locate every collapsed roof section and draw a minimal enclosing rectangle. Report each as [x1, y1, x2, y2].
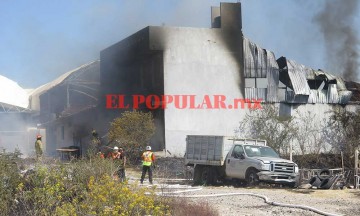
[243, 37, 355, 104]
[29, 60, 100, 111]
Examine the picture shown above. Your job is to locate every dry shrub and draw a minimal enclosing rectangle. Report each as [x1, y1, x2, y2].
[168, 198, 219, 216]
[12, 158, 169, 216]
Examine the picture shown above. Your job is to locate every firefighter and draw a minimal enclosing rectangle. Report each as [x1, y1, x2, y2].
[35, 135, 43, 159]
[107, 146, 126, 181]
[140, 145, 155, 184]
[97, 149, 105, 159]
[90, 129, 101, 155]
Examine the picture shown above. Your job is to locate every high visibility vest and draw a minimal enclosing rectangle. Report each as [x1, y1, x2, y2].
[142, 151, 153, 166]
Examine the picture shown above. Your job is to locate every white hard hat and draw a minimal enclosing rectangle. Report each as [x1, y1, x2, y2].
[113, 146, 119, 150]
[146, 146, 151, 151]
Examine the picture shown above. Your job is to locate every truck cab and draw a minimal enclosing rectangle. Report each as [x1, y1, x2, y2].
[226, 144, 299, 186]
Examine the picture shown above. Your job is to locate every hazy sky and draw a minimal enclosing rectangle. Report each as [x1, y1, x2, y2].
[0, 0, 359, 88]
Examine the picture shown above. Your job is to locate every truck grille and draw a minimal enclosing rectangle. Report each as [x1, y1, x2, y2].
[271, 162, 294, 174]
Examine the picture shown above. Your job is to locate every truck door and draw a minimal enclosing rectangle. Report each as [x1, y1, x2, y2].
[226, 145, 246, 179]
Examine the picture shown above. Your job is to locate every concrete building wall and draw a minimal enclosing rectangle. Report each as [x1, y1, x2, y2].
[147, 26, 247, 156]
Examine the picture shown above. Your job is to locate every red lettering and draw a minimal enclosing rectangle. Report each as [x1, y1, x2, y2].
[189, 95, 197, 109]
[106, 94, 117, 109]
[174, 95, 188, 109]
[252, 99, 263, 109]
[162, 95, 173, 109]
[118, 95, 129, 109]
[233, 99, 245, 109]
[146, 95, 160, 109]
[245, 99, 251, 109]
[198, 95, 213, 109]
[213, 95, 227, 109]
[132, 95, 146, 109]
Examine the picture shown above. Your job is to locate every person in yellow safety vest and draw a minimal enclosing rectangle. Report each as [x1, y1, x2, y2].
[35, 135, 43, 159]
[140, 145, 155, 184]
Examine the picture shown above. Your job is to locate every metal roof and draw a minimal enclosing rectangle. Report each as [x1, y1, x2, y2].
[243, 37, 278, 78]
[29, 60, 100, 111]
[286, 60, 311, 95]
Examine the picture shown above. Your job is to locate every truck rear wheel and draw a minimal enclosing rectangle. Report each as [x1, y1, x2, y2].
[201, 167, 217, 185]
[193, 165, 203, 185]
[246, 169, 259, 186]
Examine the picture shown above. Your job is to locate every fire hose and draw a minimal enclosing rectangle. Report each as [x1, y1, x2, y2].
[145, 184, 342, 216]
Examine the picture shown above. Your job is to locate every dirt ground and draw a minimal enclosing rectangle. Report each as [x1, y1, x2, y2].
[125, 156, 360, 216]
[183, 187, 360, 216]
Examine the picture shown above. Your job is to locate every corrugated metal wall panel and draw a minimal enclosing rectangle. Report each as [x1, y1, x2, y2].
[257, 44, 268, 78]
[243, 38, 256, 77]
[257, 88, 267, 100]
[245, 88, 267, 100]
[286, 60, 311, 95]
[308, 90, 317, 104]
[266, 50, 279, 102]
[318, 90, 328, 103]
[243, 37, 277, 78]
[285, 91, 309, 103]
[327, 84, 339, 104]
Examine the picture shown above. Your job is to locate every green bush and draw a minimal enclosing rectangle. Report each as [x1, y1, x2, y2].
[0, 149, 22, 216]
[108, 110, 156, 164]
[1, 151, 218, 216]
[10, 157, 168, 216]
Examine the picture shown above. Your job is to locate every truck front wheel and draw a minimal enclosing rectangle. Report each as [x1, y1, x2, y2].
[246, 169, 259, 186]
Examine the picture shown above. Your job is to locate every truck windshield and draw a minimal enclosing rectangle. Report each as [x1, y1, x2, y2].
[244, 145, 279, 158]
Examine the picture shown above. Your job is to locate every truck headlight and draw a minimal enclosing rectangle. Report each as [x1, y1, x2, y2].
[294, 165, 299, 173]
[261, 164, 270, 171]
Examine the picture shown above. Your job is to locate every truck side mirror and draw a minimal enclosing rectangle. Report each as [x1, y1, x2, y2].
[240, 153, 245, 159]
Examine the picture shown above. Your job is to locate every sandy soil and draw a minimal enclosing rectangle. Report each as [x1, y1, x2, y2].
[183, 186, 360, 216]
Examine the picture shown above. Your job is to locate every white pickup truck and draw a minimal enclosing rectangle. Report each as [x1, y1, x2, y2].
[185, 135, 299, 187]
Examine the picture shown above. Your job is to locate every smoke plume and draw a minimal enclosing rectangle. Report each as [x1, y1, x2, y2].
[313, 0, 359, 81]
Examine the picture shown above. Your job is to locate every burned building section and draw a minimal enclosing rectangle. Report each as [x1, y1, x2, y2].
[243, 37, 279, 102]
[100, 2, 246, 154]
[99, 2, 360, 156]
[243, 37, 356, 109]
[100, 27, 165, 151]
[31, 60, 101, 155]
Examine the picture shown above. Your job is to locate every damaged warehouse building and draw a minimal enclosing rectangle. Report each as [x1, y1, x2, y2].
[29, 60, 101, 156]
[6, 2, 358, 158]
[100, 2, 360, 156]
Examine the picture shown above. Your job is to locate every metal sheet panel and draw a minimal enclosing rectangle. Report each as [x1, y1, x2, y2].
[318, 90, 328, 104]
[327, 84, 339, 104]
[304, 67, 317, 80]
[286, 60, 311, 95]
[317, 69, 337, 81]
[243, 37, 277, 78]
[338, 91, 352, 104]
[243, 37, 256, 77]
[336, 78, 347, 91]
[245, 88, 267, 101]
[285, 91, 309, 103]
[266, 50, 279, 102]
[308, 90, 317, 104]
